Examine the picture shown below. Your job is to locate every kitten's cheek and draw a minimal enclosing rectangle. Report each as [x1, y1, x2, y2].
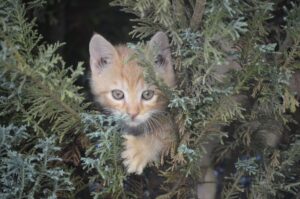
[136, 113, 151, 123]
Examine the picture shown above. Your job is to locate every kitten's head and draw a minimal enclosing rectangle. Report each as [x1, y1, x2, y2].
[89, 32, 175, 135]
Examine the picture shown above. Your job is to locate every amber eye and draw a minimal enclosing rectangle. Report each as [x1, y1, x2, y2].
[112, 89, 124, 100]
[142, 90, 154, 100]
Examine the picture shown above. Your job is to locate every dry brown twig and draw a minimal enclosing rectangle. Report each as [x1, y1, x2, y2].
[190, 0, 206, 31]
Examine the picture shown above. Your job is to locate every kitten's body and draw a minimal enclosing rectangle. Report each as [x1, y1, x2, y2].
[89, 32, 175, 174]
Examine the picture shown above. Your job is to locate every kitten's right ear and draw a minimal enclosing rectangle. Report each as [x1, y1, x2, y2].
[89, 33, 117, 74]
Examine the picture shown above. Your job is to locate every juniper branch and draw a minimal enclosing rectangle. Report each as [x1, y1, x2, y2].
[224, 172, 244, 199]
[11, 48, 81, 122]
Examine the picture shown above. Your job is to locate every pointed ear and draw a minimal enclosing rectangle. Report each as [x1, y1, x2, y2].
[149, 32, 175, 87]
[149, 32, 172, 67]
[89, 33, 118, 74]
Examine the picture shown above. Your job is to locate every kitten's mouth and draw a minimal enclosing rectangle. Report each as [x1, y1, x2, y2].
[126, 119, 142, 127]
[100, 107, 171, 136]
[120, 111, 171, 136]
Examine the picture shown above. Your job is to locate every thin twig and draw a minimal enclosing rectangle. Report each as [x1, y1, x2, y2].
[190, 0, 206, 31]
[224, 172, 244, 199]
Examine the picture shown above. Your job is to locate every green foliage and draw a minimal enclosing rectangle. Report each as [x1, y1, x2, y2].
[0, 124, 74, 199]
[0, 0, 86, 139]
[81, 113, 126, 198]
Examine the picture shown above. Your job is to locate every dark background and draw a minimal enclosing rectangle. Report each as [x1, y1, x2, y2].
[27, 0, 133, 70]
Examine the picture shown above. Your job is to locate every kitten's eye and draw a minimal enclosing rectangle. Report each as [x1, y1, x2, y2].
[142, 90, 154, 100]
[112, 89, 124, 100]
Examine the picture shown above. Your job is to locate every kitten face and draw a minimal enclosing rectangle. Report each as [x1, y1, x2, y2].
[89, 32, 175, 135]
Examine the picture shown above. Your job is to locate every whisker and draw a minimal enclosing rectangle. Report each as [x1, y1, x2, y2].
[110, 109, 173, 136]
[144, 119, 151, 134]
[149, 118, 158, 133]
[149, 112, 166, 134]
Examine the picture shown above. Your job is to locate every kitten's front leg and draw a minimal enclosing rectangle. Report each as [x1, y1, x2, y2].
[121, 134, 163, 174]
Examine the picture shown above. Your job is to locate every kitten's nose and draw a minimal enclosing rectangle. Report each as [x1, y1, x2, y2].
[127, 109, 139, 120]
[129, 112, 139, 120]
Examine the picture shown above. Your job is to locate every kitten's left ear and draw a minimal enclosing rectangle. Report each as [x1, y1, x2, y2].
[149, 32, 175, 87]
[89, 33, 118, 74]
[149, 32, 171, 68]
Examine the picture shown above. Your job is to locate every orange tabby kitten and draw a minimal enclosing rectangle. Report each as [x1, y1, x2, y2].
[89, 32, 176, 174]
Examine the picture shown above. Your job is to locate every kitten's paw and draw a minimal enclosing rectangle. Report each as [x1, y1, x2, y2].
[121, 135, 149, 174]
[121, 147, 148, 174]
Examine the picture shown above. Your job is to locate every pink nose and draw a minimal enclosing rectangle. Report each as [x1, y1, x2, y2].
[128, 112, 139, 120]
[126, 106, 140, 120]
